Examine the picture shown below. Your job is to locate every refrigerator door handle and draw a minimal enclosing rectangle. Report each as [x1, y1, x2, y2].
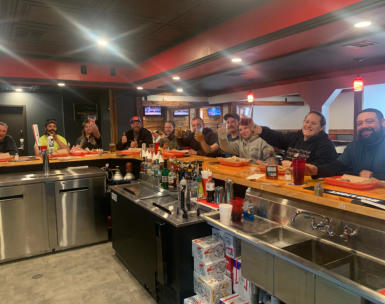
[155, 221, 167, 285]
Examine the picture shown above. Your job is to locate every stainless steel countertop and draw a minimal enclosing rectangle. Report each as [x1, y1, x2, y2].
[110, 181, 206, 228]
[202, 212, 385, 304]
[0, 166, 106, 186]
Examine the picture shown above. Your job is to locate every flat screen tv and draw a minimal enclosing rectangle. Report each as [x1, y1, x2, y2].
[173, 109, 189, 116]
[144, 106, 162, 116]
[208, 107, 221, 116]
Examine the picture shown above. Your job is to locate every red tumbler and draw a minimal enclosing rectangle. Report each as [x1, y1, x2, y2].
[292, 158, 306, 185]
[231, 197, 244, 223]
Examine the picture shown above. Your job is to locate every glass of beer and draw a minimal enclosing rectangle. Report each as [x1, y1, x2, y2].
[195, 127, 203, 141]
[109, 143, 116, 152]
[175, 127, 183, 138]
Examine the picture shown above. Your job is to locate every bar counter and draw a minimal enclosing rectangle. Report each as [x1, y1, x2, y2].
[202, 159, 385, 221]
[1, 153, 385, 220]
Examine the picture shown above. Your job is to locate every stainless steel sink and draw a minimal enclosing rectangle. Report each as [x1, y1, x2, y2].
[283, 239, 352, 266]
[253, 227, 311, 248]
[326, 254, 385, 291]
[22, 173, 64, 179]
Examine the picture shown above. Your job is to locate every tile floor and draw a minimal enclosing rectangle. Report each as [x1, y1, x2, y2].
[0, 242, 156, 304]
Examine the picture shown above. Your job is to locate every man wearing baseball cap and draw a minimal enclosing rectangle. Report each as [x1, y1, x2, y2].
[222, 113, 240, 157]
[34, 119, 69, 156]
[116, 116, 153, 150]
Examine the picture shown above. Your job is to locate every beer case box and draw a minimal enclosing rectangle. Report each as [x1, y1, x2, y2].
[194, 257, 226, 280]
[184, 295, 206, 304]
[219, 293, 251, 304]
[212, 228, 241, 259]
[192, 236, 224, 263]
[233, 258, 242, 294]
[225, 256, 234, 281]
[194, 272, 232, 304]
[239, 276, 257, 304]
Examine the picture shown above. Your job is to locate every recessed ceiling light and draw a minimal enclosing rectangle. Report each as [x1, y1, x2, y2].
[15, 88, 23, 92]
[172, 76, 180, 80]
[97, 39, 108, 46]
[354, 21, 372, 28]
[57, 82, 65, 87]
[137, 86, 143, 90]
[176, 88, 183, 93]
[231, 57, 242, 63]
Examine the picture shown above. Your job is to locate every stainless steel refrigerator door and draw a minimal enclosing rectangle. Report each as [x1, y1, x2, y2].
[55, 177, 107, 249]
[0, 183, 50, 262]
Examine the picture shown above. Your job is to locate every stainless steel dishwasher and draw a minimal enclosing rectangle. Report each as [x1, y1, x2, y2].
[54, 176, 107, 249]
[0, 183, 50, 262]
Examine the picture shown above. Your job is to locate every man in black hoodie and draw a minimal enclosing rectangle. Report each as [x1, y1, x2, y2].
[116, 116, 152, 150]
[252, 111, 337, 166]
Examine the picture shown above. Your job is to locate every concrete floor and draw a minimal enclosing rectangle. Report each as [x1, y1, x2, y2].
[0, 242, 156, 304]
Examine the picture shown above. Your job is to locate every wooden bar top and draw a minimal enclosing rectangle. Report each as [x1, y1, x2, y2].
[202, 160, 385, 221]
[0, 152, 142, 168]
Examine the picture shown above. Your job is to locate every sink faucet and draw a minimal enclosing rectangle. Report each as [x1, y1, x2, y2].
[339, 224, 358, 241]
[42, 150, 50, 176]
[291, 210, 334, 236]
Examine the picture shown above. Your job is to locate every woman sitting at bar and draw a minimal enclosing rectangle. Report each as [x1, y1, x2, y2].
[252, 111, 337, 166]
[76, 119, 101, 150]
[219, 117, 273, 162]
[159, 121, 179, 149]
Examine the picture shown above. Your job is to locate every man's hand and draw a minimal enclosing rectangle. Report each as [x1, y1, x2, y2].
[360, 170, 373, 179]
[121, 133, 127, 144]
[305, 164, 318, 176]
[189, 149, 197, 155]
[194, 133, 204, 143]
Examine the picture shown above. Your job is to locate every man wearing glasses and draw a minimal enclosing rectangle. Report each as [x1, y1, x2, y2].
[306, 108, 385, 180]
[34, 119, 70, 156]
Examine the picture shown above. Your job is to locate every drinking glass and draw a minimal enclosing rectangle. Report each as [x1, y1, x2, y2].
[292, 158, 306, 185]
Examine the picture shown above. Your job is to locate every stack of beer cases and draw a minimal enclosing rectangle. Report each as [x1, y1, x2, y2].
[189, 235, 232, 304]
[212, 228, 257, 304]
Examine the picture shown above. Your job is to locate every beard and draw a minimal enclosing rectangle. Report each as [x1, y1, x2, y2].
[358, 127, 384, 145]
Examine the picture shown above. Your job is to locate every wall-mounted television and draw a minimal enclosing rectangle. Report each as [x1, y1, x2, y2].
[208, 106, 221, 116]
[173, 109, 189, 116]
[144, 106, 162, 116]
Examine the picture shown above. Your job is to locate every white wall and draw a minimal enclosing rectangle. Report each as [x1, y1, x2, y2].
[364, 83, 385, 114]
[252, 105, 310, 129]
[328, 91, 354, 129]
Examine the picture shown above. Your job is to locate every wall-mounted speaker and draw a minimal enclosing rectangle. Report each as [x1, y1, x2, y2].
[80, 64, 87, 74]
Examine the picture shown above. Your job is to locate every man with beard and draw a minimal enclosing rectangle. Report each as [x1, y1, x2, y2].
[306, 108, 385, 180]
[0, 122, 17, 155]
[34, 119, 69, 156]
[222, 113, 240, 157]
[116, 116, 152, 150]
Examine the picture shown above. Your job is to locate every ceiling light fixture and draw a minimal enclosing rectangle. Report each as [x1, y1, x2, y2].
[97, 39, 108, 47]
[353, 76, 364, 92]
[247, 92, 254, 103]
[354, 20, 372, 28]
[137, 86, 143, 90]
[176, 88, 183, 93]
[231, 57, 242, 63]
[57, 82, 65, 87]
[15, 88, 23, 92]
[172, 76, 180, 80]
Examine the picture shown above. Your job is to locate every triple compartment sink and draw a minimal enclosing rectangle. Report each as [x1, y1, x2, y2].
[253, 227, 311, 248]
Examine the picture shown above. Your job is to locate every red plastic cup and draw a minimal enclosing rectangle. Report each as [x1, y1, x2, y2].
[154, 142, 160, 154]
[231, 197, 244, 223]
[292, 158, 306, 185]
[40, 145, 47, 152]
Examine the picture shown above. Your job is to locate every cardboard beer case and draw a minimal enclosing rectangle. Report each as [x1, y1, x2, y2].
[194, 272, 232, 304]
[192, 235, 224, 263]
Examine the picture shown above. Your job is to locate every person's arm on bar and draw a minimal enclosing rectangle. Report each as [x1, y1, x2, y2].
[55, 135, 70, 152]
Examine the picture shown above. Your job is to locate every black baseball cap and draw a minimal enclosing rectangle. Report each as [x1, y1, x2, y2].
[45, 119, 57, 127]
[130, 116, 142, 123]
[224, 113, 240, 121]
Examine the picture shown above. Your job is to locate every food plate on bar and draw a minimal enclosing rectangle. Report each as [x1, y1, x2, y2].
[217, 156, 250, 167]
[162, 149, 188, 158]
[258, 165, 287, 175]
[117, 148, 141, 155]
[324, 174, 378, 190]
